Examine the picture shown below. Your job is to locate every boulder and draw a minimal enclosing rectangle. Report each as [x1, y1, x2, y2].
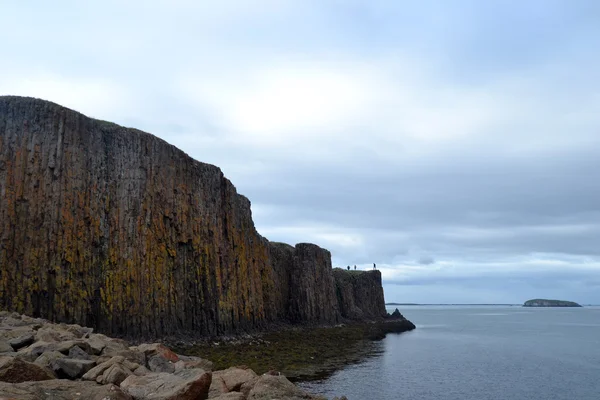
[82, 356, 125, 381]
[0, 356, 55, 383]
[34, 350, 65, 369]
[111, 350, 146, 366]
[135, 343, 179, 363]
[51, 358, 96, 379]
[86, 334, 108, 355]
[35, 326, 77, 342]
[0, 340, 13, 353]
[69, 345, 92, 360]
[8, 333, 35, 350]
[209, 366, 258, 397]
[247, 374, 314, 400]
[133, 365, 150, 376]
[120, 368, 212, 400]
[148, 354, 175, 373]
[0, 379, 132, 400]
[101, 363, 132, 385]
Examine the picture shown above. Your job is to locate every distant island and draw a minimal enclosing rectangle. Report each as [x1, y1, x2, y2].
[523, 299, 582, 307]
[385, 303, 519, 306]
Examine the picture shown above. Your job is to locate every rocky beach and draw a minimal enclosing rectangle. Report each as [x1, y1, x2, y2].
[0, 310, 413, 399]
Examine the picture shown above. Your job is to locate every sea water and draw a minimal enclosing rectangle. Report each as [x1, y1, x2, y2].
[299, 306, 600, 400]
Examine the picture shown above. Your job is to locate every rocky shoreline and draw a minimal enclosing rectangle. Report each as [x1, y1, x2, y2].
[0, 310, 413, 399]
[0, 311, 333, 399]
[176, 313, 415, 382]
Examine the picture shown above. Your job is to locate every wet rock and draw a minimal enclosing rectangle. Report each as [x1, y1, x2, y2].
[120, 368, 212, 400]
[51, 358, 96, 379]
[148, 354, 175, 373]
[8, 333, 35, 350]
[0, 379, 132, 400]
[0, 356, 55, 383]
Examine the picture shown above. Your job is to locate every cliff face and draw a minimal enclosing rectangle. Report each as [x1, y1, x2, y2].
[333, 269, 387, 320]
[0, 96, 384, 338]
[269, 243, 340, 324]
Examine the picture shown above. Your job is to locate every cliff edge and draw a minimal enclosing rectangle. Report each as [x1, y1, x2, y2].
[0, 96, 390, 338]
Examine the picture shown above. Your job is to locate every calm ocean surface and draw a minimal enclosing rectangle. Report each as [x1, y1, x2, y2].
[299, 306, 600, 400]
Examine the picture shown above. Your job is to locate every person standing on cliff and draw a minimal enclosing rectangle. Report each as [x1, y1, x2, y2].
[354, 265, 356, 270]
[373, 263, 376, 269]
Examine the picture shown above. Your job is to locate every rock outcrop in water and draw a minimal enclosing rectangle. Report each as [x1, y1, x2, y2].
[523, 299, 582, 307]
[0, 96, 394, 338]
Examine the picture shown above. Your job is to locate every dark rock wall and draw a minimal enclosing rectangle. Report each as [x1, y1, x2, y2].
[333, 269, 387, 320]
[0, 96, 382, 338]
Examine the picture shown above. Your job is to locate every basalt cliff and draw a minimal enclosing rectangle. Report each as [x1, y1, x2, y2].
[0, 96, 391, 339]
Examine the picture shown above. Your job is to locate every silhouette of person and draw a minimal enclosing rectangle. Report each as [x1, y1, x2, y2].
[373, 263, 376, 269]
[347, 265, 350, 270]
[354, 265, 356, 270]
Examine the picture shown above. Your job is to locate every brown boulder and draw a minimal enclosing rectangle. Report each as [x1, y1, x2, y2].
[0, 356, 54, 383]
[120, 368, 211, 400]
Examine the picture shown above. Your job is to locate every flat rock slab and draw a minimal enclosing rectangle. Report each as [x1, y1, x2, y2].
[0, 379, 132, 400]
[0, 355, 55, 383]
[120, 368, 211, 400]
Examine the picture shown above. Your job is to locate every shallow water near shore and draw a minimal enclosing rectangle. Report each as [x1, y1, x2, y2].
[298, 306, 600, 400]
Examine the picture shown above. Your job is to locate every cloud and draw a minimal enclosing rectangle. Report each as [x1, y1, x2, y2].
[2, 0, 600, 303]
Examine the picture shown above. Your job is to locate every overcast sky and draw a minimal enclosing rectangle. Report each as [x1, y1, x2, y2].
[2, 0, 600, 304]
